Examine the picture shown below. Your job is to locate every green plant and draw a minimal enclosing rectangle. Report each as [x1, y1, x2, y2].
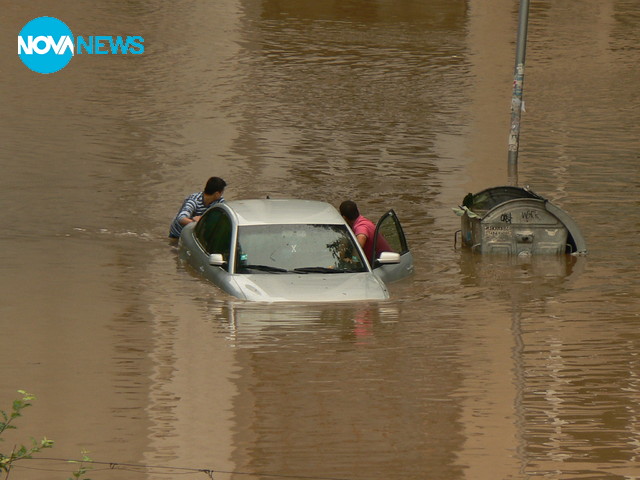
[67, 450, 92, 480]
[1, 390, 91, 480]
[0, 390, 54, 477]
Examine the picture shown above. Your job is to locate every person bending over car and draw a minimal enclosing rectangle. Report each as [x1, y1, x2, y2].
[339, 200, 392, 265]
[169, 176, 227, 238]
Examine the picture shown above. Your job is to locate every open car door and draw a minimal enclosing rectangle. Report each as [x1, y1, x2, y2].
[372, 209, 414, 283]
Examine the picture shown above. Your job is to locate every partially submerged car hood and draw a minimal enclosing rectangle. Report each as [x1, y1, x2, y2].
[229, 272, 389, 303]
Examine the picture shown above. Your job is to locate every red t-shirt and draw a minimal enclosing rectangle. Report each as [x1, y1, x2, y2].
[352, 215, 392, 264]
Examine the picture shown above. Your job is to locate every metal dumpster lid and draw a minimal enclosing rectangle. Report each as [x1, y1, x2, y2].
[459, 186, 587, 255]
[463, 186, 543, 212]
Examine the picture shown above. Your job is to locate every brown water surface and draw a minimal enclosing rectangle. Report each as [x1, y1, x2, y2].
[1, 1, 638, 480]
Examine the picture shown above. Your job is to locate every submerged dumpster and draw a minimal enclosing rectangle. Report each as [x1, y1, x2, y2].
[454, 186, 587, 255]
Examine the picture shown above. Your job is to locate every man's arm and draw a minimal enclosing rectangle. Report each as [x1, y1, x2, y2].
[176, 198, 198, 226]
[179, 216, 198, 226]
[356, 233, 367, 248]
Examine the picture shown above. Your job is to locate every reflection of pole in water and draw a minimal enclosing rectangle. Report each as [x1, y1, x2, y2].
[510, 307, 528, 474]
[458, 251, 587, 474]
[507, 0, 531, 187]
[502, 255, 588, 473]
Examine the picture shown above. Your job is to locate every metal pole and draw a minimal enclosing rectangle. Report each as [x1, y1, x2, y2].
[507, 0, 531, 187]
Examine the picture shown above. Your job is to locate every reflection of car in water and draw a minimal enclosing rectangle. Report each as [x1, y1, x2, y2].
[178, 199, 413, 302]
[205, 300, 402, 342]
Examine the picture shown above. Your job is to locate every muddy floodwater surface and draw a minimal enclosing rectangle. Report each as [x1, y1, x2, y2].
[1, 1, 639, 480]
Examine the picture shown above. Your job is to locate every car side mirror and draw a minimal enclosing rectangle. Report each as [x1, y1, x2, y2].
[376, 251, 400, 265]
[208, 253, 226, 266]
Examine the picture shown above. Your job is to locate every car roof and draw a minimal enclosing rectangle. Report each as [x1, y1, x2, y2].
[222, 199, 346, 226]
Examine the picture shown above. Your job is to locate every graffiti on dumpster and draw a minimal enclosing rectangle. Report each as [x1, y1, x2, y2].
[499, 209, 542, 224]
[520, 209, 541, 222]
[500, 213, 512, 224]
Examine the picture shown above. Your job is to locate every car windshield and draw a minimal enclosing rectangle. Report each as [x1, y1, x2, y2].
[235, 224, 368, 274]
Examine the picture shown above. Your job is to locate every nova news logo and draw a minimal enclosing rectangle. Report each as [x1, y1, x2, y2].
[18, 16, 144, 74]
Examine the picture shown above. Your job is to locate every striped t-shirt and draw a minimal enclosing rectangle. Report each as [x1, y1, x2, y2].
[168, 192, 224, 238]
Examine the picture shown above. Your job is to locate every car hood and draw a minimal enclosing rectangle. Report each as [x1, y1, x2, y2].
[230, 272, 389, 303]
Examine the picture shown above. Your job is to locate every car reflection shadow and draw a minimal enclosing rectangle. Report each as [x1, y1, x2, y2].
[200, 299, 402, 346]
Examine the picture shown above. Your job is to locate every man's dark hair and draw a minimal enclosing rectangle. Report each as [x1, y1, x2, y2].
[339, 200, 360, 221]
[204, 177, 227, 195]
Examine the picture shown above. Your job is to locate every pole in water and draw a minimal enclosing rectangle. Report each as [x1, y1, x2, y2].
[507, 0, 531, 187]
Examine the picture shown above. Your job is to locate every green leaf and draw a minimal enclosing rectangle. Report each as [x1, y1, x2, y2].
[17, 391, 35, 402]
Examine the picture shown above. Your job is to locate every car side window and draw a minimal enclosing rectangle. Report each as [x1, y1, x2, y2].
[194, 209, 233, 268]
[375, 211, 409, 255]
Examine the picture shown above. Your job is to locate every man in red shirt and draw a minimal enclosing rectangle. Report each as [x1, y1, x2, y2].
[339, 200, 392, 265]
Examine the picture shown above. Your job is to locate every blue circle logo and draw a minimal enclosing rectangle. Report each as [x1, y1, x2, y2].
[18, 17, 74, 74]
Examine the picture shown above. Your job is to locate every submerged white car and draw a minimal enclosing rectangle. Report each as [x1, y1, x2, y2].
[178, 199, 413, 302]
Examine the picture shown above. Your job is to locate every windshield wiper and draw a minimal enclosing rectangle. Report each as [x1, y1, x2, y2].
[242, 264, 290, 273]
[293, 267, 349, 274]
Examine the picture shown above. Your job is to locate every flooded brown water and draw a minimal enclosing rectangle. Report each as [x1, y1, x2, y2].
[1, 1, 639, 480]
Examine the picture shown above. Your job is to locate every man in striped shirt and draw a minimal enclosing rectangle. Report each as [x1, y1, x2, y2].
[169, 177, 227, 238]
